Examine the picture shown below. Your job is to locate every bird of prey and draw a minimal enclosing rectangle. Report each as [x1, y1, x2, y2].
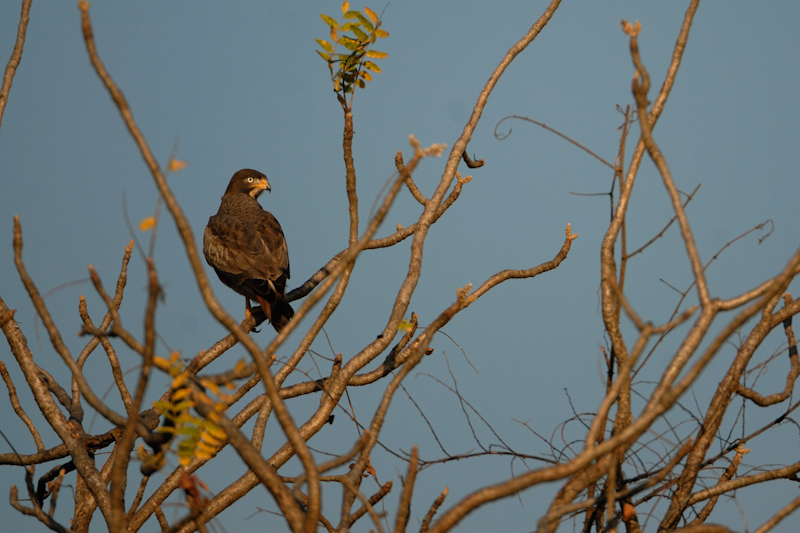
[203, 169, 294, 332]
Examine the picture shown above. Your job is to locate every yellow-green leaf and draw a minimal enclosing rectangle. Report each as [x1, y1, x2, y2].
[356, 78, 366, 88]
[343, 55, 357, 69]
[316, 50, 331, 62]
[195, 450, 214, 466]
[364, 61, 381, 73]
[315, 38, 333, 53]
[340, 37, 359, 51]
[177, 425, 200, 438]
[360, 71, 372, 81]
[136, 444, 149, 460]
[343, 10, 360, 19]
[172, 399, 194, 413]
[199, 378, 220, 395]
[341, 1, 349, 14]
[357, 13, 373, 32]
[330, 28, 338, 42]
[177, 446, 196, 462]
[153, 400, 172, 412]
[178, 435, 198, 449]
[168, 158, 188, 172]
[351, 26, 368, 41]
[364, 7, 378, 23]
[204, 423, 226, 441]
[194, 449, 214, 461]
[172, 372, 190, 389]
[195, 449, 213, 461]
[153, 356, 171, 371]
[205, 409, 222, 424]
[139, 216, 156, 231]
[196, 439, 217, 456]
[320, 13, 338, 29]
[366, 49, 387, 59]
[201, 430, 224, 446]
[172, 372, 191, 389]
[375, 28, 389, 38]
[172, 387, 192, 402]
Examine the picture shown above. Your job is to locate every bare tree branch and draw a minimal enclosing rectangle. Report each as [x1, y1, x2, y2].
[0, 0, 31, 132]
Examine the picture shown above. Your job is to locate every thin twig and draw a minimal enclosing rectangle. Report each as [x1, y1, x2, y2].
[0, 0, 32, 132]
[494, 115, 615, 170]
[394, 446, 418, 533]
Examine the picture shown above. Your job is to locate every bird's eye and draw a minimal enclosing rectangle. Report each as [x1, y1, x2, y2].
[246, 177, 254, 183]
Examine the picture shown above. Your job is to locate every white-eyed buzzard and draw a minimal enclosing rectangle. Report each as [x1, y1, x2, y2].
[203, 169, 293, 332]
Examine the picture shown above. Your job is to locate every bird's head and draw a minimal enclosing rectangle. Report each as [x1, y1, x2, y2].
[224, 169, 271, 199]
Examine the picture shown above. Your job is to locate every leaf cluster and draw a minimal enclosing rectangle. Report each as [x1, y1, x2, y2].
[316, 2, 388, 107]
[141, 354, 231, 470]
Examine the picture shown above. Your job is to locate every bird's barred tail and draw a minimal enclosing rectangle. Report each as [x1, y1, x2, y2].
[255, 295, 294, 333]
[270, 298, 294, 333]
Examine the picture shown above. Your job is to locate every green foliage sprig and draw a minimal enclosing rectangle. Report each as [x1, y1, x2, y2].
[316, 2, 388, 107]
[138, 353, 232, 473]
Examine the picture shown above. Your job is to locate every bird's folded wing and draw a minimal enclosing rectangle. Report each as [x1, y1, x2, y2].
[204, 214, 284, 281]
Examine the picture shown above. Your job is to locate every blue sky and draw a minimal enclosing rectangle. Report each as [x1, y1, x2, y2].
[1, 2, 799, 532]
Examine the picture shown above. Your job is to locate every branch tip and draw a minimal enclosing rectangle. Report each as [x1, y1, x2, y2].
[457, 284, 472, 303]
[621, 19, 641, 37]
[565, 223, 578, 241]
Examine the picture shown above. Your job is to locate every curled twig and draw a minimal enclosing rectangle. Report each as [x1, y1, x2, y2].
[494, 115, 615, 170]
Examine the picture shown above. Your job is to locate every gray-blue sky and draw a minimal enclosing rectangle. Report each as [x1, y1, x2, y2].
[1, 2, 798, 531]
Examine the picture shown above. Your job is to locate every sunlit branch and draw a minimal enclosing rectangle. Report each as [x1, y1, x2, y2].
[0, 0, 31, 131]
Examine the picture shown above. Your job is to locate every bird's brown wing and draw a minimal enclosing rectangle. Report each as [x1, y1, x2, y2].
[203, 212, 289, 294]
[256, 211, 290, 282]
